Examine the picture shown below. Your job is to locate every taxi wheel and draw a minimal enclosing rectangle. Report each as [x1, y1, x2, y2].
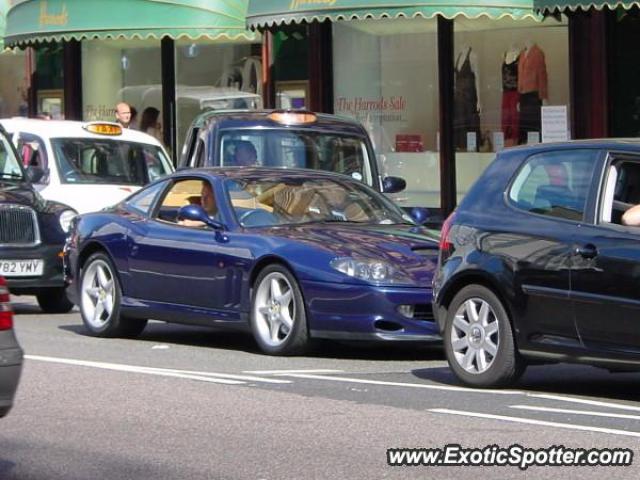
[251, 264, 308, 355]
[36, 288, 74, 313]
[79, 252, 147, 338]
[444, 284, 525, 388]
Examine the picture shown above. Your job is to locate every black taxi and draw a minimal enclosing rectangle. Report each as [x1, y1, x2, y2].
[0, 124, 76, 312]
[179, 109, 407, 195]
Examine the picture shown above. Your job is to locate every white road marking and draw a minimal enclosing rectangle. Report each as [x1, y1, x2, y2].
[244, 369, 344, 375]
[430, 408, 640, 438]
[25, 355, 289, 385]
[280, 373, 524, 394]
[527, 393, 640, 412]
[510, 405, 640, 421]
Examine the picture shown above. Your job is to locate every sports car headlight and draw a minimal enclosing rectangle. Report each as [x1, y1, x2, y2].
[330, 257, 412, 284]
[59, 210, 77, 233]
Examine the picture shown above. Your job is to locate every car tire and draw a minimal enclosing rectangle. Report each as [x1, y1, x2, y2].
[79, 252, 147, 338]
[251, 264, 308, 355]
[36, 287, 74, 313]
[444, 284, 525, 388]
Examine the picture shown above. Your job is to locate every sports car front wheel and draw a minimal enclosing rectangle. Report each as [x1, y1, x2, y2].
[79, 252, 147, 338]
[251, 264, 308, 355]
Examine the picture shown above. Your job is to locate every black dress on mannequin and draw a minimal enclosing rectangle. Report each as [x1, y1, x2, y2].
[454, 48, 481, 151]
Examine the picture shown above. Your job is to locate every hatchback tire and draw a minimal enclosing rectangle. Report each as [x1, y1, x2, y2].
[37, 287, 74, 313]
[79, 252, 147, 338]
[251, 264, 308, 355]
[444, 284, 525, 388]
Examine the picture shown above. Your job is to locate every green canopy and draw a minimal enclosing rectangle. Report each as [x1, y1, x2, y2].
[5, 0, 256, 46]
[534, 0, 620, 12]
[247, 0, 539, 28]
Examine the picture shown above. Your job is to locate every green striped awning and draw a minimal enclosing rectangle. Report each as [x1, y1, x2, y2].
[5, 0, 256, 47]
[535, 0, 620, 12]
[247, 0, 540, 28]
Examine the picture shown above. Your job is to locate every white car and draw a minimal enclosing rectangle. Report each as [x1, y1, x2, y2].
[0, 118, 174, 214]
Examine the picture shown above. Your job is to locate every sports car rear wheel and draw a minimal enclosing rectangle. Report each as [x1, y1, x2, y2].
[80, 252, 147, 338]
[251, 264, 308, 355]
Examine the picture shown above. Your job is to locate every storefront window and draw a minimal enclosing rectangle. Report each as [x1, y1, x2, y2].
[174, 37, 262, 154]
[82, 39, 162, 129]
[454, 16, 570, 202]
[0, 49, 29, 117]
[333, 19, 440, 209]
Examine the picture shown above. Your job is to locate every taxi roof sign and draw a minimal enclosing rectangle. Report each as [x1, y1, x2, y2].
[267, 111, 317, 125]
[83, 122, 123, 136]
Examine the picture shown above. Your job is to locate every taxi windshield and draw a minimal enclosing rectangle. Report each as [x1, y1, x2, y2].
[0, 133, 24, 182]
[51, 138, 172, 185]
[225, 177, 412, 228]
[218, 130, 373, 185]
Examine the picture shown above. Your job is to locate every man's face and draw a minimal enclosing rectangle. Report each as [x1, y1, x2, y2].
[201, 183, 215, 214]
[236, 145, 257, 166]
[115, 104, 131, 127]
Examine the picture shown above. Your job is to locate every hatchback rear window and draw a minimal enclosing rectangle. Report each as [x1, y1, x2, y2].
[508, 149, 598, 221]
[51, 138, 172, 185]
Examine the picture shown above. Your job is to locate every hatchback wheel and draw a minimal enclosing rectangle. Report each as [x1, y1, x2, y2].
[444, 284, 525, 387]
[251, 264, 308, 355]
[37, 287, 74, 313]
[80, 252, 147, 338]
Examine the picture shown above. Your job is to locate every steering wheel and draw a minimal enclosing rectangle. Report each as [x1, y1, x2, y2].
[238, 209, 278, 227]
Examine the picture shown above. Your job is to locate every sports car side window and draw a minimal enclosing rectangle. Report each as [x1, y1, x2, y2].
[126, 181, 166, 216]
[508, 149, 598, 221]
[155, 179, 218, 226]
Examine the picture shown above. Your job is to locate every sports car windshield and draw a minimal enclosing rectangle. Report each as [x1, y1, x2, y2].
[225, 177, 413, 228]
[51, 138, 172, 185]
[0, 133, 23, 181]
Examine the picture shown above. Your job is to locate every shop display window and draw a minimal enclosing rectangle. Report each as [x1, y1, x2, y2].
[454, 16, 570, 202]
[333, 19, 440, 208]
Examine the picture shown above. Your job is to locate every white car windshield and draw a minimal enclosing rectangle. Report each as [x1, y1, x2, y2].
[0, 133, 23, 181]
[51, 138, 172, 185]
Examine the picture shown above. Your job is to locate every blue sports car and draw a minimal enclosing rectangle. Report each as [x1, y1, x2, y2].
[64, 168, 440, 355]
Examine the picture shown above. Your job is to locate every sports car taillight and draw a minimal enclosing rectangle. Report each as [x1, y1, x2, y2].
[0, 277, 13, 330]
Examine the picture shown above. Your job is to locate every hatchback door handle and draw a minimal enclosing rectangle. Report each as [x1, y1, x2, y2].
[575, 244, 598, 259]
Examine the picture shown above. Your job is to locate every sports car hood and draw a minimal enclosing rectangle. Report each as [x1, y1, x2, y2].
[272, 223, 439, 285]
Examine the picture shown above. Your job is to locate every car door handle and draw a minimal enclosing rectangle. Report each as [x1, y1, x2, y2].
[575, 244, 598, 259]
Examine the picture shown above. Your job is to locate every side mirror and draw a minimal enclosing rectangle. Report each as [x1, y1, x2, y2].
[382, 176, 406, 194]
[177, 204, 224, 230]
[409, 207, 430, 226]
[26, 165, 45, 184]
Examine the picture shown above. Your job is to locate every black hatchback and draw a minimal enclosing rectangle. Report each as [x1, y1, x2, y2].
[434, 140, 640, 387]
[0, 125, 76, 313]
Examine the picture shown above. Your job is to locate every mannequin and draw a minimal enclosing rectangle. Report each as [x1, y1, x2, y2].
[454, 44, 481, 151]
[502, 43, 521, 147]
[518, 40, 548, 144]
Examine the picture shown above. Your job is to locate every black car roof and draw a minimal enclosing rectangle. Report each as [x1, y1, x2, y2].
[190, 109, 367, 135]
[502, 138, 640, 156]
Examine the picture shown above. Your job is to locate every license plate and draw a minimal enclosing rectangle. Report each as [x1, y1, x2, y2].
[0, 259, 44, 277]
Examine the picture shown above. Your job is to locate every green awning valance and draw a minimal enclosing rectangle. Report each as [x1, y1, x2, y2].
[5, 0, 256, 47]
[247, 0, 540, 28]
[534, 0, 620, 12]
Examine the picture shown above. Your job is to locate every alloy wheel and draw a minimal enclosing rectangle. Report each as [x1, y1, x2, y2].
[450, 297, 500, 374]
[81, 259, 116, 329]
[253, 272, 296, 347]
